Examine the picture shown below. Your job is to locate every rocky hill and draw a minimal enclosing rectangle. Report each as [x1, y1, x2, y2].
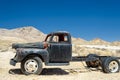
[111, 41, 120, 46]
[0, 26, 120, 56]
[0, 26, 45, 42]
[72, 37, 88, 45]
[89, 38, 110, 45]
[1, 26, 120, 46]
[0, 26, 46, 51]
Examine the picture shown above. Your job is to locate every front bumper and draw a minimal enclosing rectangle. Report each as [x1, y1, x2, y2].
[10, 59, 17, 66]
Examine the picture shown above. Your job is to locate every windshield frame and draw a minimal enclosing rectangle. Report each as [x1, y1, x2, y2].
[44, 34, 52, 42]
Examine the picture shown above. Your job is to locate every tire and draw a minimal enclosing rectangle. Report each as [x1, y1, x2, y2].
[21, 56, 43, 75]
[86, 54, 100, 68]
[102, 57, 120, 73]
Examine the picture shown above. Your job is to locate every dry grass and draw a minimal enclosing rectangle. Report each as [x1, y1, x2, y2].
[0, 37, 26, 52]
[1, 51, 120, 80]
[0, 40, 12, 52]
[72, 45, 119, 57]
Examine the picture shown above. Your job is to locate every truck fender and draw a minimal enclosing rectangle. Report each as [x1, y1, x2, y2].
[17, 48, 49, 63]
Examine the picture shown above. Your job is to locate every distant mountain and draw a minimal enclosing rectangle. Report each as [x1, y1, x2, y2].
[0, 26, 120, 45]
[0, 26, 46, 51]
[72, 37, 88, 45]
[111, 41, 120, 46]
[0, 26, 120, 52]
[0, 26, 46, 42]
[89, 38, 110, 45]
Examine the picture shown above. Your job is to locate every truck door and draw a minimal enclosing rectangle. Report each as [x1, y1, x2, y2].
[48, 34, 72, 63]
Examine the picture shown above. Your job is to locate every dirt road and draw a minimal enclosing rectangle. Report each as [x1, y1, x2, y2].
[0, 52, 120, 80]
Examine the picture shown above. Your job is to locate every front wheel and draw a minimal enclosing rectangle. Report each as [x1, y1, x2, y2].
[21, 56, 43, 75]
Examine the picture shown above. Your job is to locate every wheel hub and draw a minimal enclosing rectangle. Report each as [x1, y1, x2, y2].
[108, 61, 119, 73]
[24, 59, 38, 73]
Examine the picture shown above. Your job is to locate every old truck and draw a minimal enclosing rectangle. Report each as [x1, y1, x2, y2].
[10, 31, 120, 75]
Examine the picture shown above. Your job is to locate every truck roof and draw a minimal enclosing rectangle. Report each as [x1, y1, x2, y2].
[49, 31, 70, 35]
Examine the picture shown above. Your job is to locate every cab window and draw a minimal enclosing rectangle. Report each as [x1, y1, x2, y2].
[52, 34, 69, 43]
[52, 35, 59, 42]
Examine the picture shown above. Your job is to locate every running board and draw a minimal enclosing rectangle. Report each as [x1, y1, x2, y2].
[46, 63, 69, 66]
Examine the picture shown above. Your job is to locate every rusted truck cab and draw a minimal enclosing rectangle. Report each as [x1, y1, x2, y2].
[45, 31, 72, 64]
[10, 31, 72, 75]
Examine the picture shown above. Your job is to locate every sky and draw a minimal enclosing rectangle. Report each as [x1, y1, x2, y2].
[0, 0, 120, 42]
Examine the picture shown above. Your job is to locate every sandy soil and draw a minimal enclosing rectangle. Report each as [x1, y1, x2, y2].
[0, 51, 120, 80]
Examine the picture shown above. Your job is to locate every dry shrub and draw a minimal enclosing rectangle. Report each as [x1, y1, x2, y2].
[72, 45, 117, 56]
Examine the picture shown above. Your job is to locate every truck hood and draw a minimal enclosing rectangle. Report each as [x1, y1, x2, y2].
[12, 42, 44, 49]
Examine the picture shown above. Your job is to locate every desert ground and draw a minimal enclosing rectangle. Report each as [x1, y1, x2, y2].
[0, 51, 120, 80]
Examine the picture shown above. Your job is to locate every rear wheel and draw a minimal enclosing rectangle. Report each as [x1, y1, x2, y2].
[102, 57, 120, 73]
[86, 54, 100, 68]
[21, 56, 43, 75]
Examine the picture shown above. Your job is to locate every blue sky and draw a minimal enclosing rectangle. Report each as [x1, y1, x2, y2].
[0, 0, 120, 41]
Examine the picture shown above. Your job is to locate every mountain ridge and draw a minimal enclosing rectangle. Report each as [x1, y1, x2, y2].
[0, 26, 120, 56]
[0, 26, 120, 46]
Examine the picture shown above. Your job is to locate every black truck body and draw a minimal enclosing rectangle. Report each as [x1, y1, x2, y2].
[10, 31, 120, 75]
[11, 31, 72, 65]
